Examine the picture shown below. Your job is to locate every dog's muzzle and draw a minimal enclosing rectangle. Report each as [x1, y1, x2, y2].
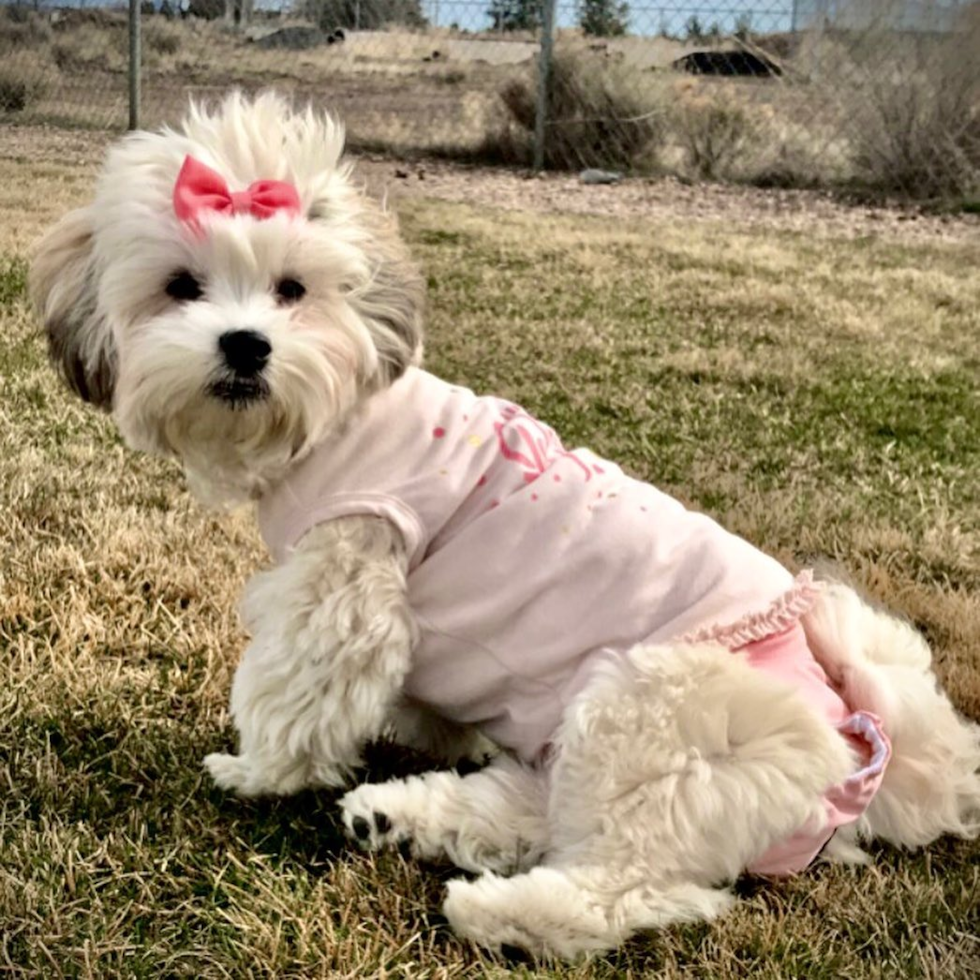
[209, 329, 271, 407]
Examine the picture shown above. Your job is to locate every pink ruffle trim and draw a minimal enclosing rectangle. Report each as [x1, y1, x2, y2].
[682, 570, 822, 649]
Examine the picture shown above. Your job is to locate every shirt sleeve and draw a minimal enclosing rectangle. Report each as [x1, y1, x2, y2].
[277, 491, 428, 569]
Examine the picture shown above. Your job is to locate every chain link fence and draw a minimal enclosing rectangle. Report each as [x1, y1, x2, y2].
[1, 0, 978, 198]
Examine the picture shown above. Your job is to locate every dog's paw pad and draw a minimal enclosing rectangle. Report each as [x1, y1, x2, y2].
[351, 815, 372, 841]
[340, 788, 410, 853]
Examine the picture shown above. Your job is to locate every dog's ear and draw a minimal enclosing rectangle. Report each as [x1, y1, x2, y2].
[30, 207, 117, 410]
[351, 206, 425, 385]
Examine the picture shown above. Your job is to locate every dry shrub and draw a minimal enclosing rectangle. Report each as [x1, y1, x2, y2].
[50, 7, 127, 31]
[50, 42, 85, 72]
[471, 118, 530, 166]
[50, 17, 187, 71]
[672, 87, 759, 181]
[668, 86, 836, 189]
[748, 131, 828, 189]
[850, 70, 980, 197]
[488, 51, 667, 171]
[50, 21, 127, 74]
[837, 13, 980, 198]
[0, 7, 52, 50]
[0, 66, 46, 113]
[144, 23, 182, 56]
[51, 38, 111, 73]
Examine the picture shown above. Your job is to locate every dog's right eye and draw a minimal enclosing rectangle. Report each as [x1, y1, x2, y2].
[165, 271, 203, 302]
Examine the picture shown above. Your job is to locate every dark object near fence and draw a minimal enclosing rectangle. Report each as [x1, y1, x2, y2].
[255, 26, 326, 50]
[673, 50, 781, 78]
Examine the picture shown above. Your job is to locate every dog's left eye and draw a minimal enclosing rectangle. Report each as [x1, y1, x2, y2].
[276, 278, 306, 303]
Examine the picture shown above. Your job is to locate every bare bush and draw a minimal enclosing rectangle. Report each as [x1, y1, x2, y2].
[145, 23, 182, 56]
[0, 67, 46, 113]
[49, 19, 131, 73]
[836, 14, 980, 198]
[850, 73, 979, 197]
[672, 88, 759, 181]
[489, 50, 667, 170]
[748, 131, 828, 189]
[50, 27, 120, 73]
[0, 7, 52, 51]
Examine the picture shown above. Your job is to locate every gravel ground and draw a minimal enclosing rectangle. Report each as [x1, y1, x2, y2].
[358, 157, 980, 246]
[5, 124, 979, 246]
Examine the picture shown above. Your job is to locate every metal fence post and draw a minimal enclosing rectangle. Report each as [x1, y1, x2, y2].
[533, 0, 557, 172]
[128, 0, 141, 130]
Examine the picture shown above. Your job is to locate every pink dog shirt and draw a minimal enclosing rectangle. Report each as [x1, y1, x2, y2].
[258, 369, 890, 874]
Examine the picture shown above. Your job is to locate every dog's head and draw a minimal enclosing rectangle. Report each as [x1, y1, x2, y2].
[31, 91, 423, 504]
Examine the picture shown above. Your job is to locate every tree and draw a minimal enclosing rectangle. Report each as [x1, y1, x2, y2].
[733, 14, 752, 42]
[684, 15, 722, 42]
[188, 0, 225, 19]
[579, 0, 628, 37]
[225, 0, 254, 28]
[487, 0, 542, 32]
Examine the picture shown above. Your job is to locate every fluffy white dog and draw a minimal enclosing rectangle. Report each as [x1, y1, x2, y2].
[31, 92, 980, 961]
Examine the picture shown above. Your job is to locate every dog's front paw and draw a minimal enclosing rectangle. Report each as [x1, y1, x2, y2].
[340, 784, 413, 853]
[205, 752, 257, 795]
[206, 750, 330, 797]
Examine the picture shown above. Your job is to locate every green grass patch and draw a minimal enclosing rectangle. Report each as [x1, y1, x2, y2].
[0, 252, 27, 306]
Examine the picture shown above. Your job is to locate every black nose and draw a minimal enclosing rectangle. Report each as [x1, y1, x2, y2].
[219, 330, 271, 377]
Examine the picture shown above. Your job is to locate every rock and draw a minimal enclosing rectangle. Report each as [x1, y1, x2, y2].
[580, 169, 623, 185]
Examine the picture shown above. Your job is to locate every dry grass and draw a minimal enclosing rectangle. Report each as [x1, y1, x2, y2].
[2, 152, 980, 976]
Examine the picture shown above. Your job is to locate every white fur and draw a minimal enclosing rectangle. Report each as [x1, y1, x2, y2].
[804, 583, 980, 848]
[32, 92, 980, 963]
[205, 517, 418, 795]
[32, 91, 423, 506]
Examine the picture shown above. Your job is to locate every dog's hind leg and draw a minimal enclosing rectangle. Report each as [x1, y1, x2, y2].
[205, 517, 417, 797]
[445, 641, 855, 960]
[340, 755, 549, 874]
[443, 863, 734, 962]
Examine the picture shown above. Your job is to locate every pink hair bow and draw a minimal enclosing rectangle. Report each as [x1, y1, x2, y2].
[173, 155, 302, 225]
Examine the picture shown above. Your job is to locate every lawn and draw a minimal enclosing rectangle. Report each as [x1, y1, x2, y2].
[1, 150, 979, 977]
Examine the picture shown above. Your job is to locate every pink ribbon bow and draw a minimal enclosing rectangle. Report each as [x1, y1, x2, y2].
[173, 155, 302, 225]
